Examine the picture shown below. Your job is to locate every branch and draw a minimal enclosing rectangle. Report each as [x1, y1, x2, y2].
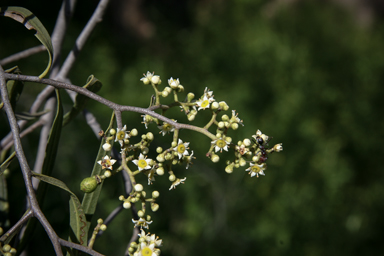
[58, 238, 105, 256]
[0, 45, 46, 66]
[0, 209, 33, 243]
[57, 0, 110, 79]
[4, 74, 217, 140]
[0, 66, 63, 255]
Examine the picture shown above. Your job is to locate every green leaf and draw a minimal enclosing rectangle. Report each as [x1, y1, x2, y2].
[0, 6, 54, 78]
[63, 75, 102, 126]
[81, 112, 115, 234]
[31, 172, 87, 246]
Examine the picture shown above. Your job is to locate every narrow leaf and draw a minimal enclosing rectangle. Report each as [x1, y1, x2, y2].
[81, 112, 115, 234]
[31, 172, 87, 245]
[0, 6, 53, 78]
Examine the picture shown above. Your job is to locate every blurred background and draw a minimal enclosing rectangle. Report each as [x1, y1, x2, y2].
[1, 0, 384, 255]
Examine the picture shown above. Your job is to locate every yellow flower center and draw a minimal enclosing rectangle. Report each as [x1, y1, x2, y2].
[138, 159, 148, 169]
[163, 124, 172, 131]
[201, 100, 209, 108]
[251, 165, 260, 172]
[216, 139, 226, 148]
[142, 247, 153, 256]
[117, 131, 125, 140]
[177, 144, 186, 154]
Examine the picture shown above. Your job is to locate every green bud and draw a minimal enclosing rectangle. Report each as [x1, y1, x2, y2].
[138, 210, 145, 217]
[156, 154, 165, 162]
[231, 123, 239, 130]
[3, 244, 11, 252]
[162, 90, 169, 97]
[221, 114, 229, 121]
[80, 177, 98, 193]
[109, 128, 116, 135]
[100, 224, 107, 231]
[225, 164, 234, 173]
[156, 147, 163, 153]
[187, 92, 195, 102]
[211, 154, 220, 163]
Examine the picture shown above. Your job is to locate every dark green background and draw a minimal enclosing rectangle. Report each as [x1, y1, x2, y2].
[1, 0, 384, 255]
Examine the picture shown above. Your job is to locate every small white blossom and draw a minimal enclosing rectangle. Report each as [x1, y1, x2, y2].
[211, 138, 230, 153]
[133, 153, 152, 171]
[245, 162, 267, 178]
[158, 121, 176, 136]
[174, 139, 190, 159]
[97, 155, 117, 170]
[132, 217, 153, 229]
[169, 177, 186, 190]
[115, 125, 130, 146]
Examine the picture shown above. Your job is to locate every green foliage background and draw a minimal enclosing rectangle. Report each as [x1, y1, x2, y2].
[1, 0, 384, 255]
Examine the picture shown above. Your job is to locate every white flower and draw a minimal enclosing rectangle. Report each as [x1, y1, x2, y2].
[132, 217, 153, 229]
[211, 138, 230, 153]
[132, 153, 152, 171]
[158, 121, 176, 136]
[146, 168, 156, 185]
[168, 77, 180, 89]
[97, 155, 117, 170]
[115, 125, 130, 146]
[245, 162, 267, 178]
[185, 150, 194, 169]
[196, 95, 213, 111]
[137, 243, 156, 256]
[273, 143, 283, 152]
[252, 129, 269, 145]
[140, 71, 160, 85]
[169, 177, 186, 190]
[174, 139, 189, 159]
[231, 110, 244, 126]
[203, 87, 214, 98]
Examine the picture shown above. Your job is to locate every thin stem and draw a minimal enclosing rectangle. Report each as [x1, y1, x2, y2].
[0, 45, 46, 66]
[0, 209, 33, 243]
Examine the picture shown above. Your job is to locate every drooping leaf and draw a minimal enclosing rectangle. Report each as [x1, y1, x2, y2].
[62, 75, 102, 126]
[31, 172, 87, 246]
[15, 109, 50, 121]
[0, 6, 53, 78]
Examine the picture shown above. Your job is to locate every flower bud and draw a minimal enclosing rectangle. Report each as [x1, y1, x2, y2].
[211, 154, 220, 163]
[151, 75, 161, 85]
[102, 143, 112, 151]
[231, 123, 239, 130]
[187, 92, 195, 102]
[130, 128, 138, 136]
[169, 174, 176, 182]
[225, 164, 234, 173]
[211, 102, 219, 110]
[109, 129, 116, 135]
[156, 167, 165, 175]
[243, 138, 251, 147]
[134, 184, 143, 192]
[162, 90, 169, 97]
[221, 114, 229, 121]
[152, 191, 160, 198]
[151, 203, 159, 212]
[100, 224, 107, 231]
[138, 210, 145, 217]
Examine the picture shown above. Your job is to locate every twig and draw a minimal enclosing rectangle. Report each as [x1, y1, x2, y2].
[1, 119, 44, 152]
[57, 0, 110, 80]
[0, 65, 63, 256]
[0, 45, 46, 66]
[58, 238, 105, 256]
[0, 209, 33, 243]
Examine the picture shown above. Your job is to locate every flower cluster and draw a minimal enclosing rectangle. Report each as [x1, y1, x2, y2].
[83, 71, 282, 255]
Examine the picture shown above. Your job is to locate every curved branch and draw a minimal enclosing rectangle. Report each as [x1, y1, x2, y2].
[4, 73, 217, 140]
